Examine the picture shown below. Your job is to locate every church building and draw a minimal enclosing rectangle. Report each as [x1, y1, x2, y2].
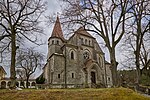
[43, 16, 113, 88]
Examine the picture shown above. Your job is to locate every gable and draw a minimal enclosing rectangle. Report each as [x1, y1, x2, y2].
[67, 29, 104, 54]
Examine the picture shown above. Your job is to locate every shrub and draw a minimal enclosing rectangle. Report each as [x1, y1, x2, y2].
[140, 74, 150, 86]
[36, 75, 45, 84]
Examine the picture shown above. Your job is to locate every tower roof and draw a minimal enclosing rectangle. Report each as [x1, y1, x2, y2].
[50, 16, 65, 41]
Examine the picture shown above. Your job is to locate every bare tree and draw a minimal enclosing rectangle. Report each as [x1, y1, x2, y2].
[16, 68, 26, 88]
[122, 0, 150, 84]
[139, 41, 150, 84]
[0, 0, 46, 88]
[17, 48, 44, 88]
[56, 0, 130, 86]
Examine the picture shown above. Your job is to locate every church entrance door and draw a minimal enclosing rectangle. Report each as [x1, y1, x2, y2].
[91, 72, 96, 84]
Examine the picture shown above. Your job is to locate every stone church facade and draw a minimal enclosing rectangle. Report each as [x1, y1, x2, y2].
[43, 17, 113, 88]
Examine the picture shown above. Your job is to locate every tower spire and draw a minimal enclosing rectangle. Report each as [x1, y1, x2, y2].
[50, 16, 65, 41]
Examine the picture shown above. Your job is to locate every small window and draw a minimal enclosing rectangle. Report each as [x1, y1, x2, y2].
[71, 51, 74, 59]
[58, 74, 60, 78]
[56, 40, 59, 45]
[108, 77, 110, 81]
[57, 40, 59, 44]
[89, 40, 91, 45]
[85, 39, 87, 45]
[52, 40, 54, 44]
[81, 38, 83, 44]
[72, 73, 74, 78]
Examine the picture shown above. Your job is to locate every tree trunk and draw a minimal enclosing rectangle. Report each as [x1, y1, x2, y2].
[110, 49, 118, 87]
[26, 76, 29, 88]
[10, 32, 16, 89]
[135, 17, 142, 84]
[135, 50, 141, 84]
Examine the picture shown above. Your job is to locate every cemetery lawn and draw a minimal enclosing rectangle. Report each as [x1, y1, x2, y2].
[0, 88, 149, 100]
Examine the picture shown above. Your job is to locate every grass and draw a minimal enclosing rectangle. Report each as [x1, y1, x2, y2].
[0, 88, 149, 100]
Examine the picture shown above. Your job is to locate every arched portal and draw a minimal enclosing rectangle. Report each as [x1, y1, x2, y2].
[87, 62, 103, 88]
[31, 82, 36, 86]
[7, 81, 11, 87]
[1, 81, 6, 89]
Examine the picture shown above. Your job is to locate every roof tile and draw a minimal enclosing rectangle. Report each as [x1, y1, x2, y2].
[50, 16, 65, 41]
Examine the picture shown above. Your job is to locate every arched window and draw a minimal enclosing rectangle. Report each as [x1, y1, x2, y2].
[7, 81, 11, 86]
[31, 82, 36, 86]
[85, 39, 87, 45]
[58, 74, 60, 78]
[72, 73, 74, 78]
[1, 81, 6, 89]
[99, 56, 103, 67]
[56, 40, 59, 45]
[89, 40, 91, 45]
[81, 38, 83, 44]
[52, 40, 54, 44]
[71, 51, 74, 59]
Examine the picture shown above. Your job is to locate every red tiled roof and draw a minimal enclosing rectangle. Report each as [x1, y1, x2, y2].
[50, 16, 65, 41]
[75, 27, 94, 38]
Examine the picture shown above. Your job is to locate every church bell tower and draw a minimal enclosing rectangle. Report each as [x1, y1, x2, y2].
[48, 16, 65, 58]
